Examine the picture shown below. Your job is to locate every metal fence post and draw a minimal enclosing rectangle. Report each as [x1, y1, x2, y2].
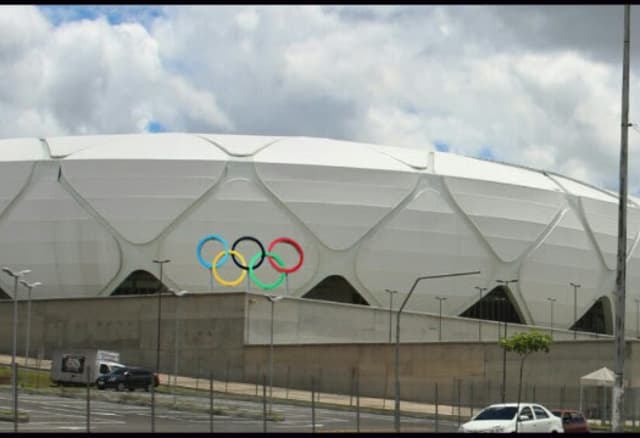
[256, 364, 260, 397]
[86, 365, 91, 433]
[286, 365, 291, 400]
[209, 370, 214, 433]
[311, 376, 316, 433]
[533, 384, 536, 403]
[487, 380, 491, 407]
[350, 367, 355, 407]
[561, 385, 566, 409]
[470, 382, 474, 418]
[457, 379, 462, 426]
[263, 374, 267, 433]
[633, 387, 636, 429]
[435, 382, 439, 433]
[225, 360, 230, 393]
[356, 369, 360, 433]
[317, 368, 323, 403]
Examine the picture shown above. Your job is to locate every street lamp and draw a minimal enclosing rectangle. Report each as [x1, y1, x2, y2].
[265, 294, 284, 417]
[393, 270, 480, 432]
[19, 280, 41, 368]
[151, 258, 170, 433]
[634, 298, 640, 339]
[2, 267, 31, 432]
[435, 296, 447, 342]
[169, 289, 188, 401]
[570, 282, 581, 340]
[474, 286, 487, 341]
[384, 289, 398, 343]
[547, 297, 557, 335]
[495, 279, 517, 404]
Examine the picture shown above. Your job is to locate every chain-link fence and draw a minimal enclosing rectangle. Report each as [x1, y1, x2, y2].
[1, 361, 639, 432]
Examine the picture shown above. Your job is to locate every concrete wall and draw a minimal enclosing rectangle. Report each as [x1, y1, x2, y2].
[244, 340, 640, 409]
[0, 292, 248, 381]
[0, 291, 636, 411]
[245, 292, 612, 344]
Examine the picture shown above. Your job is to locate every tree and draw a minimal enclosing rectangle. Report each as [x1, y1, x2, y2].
[499, 330, 553, 432]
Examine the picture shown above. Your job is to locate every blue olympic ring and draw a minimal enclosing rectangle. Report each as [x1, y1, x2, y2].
[196, 234, 229, 270]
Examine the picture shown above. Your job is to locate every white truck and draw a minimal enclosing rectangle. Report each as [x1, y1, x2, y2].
[50, 349, 126, 385]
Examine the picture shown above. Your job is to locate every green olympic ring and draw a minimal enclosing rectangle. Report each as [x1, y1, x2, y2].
[248, 251, 286, 290]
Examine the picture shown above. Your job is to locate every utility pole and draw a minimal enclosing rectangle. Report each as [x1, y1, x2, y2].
[570, 282, 581, 339]
[612, 3, 631, 432]
[474, 286, 487, 341]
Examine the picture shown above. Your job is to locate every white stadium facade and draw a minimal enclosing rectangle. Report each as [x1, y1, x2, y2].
[1, 133, 639, 337]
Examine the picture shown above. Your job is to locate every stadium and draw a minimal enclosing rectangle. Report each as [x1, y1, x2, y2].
[0, 132, 639, 337]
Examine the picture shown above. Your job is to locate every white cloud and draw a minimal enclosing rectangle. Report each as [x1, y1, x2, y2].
[1, 5, 639, 195]
[0, 6, 232, 138]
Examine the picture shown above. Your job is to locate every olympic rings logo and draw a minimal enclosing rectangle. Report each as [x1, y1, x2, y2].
[196, 235, 304, 291]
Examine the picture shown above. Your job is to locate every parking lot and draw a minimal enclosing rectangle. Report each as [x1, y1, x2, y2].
[0, 389, 459, 433]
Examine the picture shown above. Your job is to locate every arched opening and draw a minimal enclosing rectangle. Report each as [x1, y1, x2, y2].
[0, 286, 10, 300]
[302, 275, 369, 305]
[111, 270, 167, 296]
[460, 286, 524, 324]
[570, 297, 612, 335]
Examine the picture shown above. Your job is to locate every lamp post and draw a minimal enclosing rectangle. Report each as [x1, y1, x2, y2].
[635, 298, 640, 339]
[570, 282, 581, 340]
[169, 289, 188, 403]
[393, 270, 480, 432]
[151, 258, 170, 433]
[547, 297, 557, 336]
[495, 279, 517, 404]
[19, 280, 41, 368]
[2, 267, 31, 433]
[265, 294, 284, 417]
[474, 286, 487, 341]
[435, 296, 447, 342]
[384, 289, 398, 343]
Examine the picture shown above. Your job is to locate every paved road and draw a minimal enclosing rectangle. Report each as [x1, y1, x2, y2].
[0, 390, 460, 433]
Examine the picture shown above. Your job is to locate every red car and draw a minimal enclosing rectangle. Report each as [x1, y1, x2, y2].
[551, 409, 590, 433]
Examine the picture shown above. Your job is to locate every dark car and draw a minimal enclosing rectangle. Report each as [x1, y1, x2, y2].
[96, 366, 159, 392]
[551, 409, 590, 433]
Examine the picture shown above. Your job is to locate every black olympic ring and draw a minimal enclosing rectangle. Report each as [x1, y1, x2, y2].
[231, 236, 266, 271]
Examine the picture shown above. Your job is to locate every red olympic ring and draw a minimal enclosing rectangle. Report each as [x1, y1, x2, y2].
[267, 237, 304, 274]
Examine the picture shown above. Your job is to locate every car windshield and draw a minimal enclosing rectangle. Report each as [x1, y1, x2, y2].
[474, 406, 518, 420]
[110, 367, 127, 375]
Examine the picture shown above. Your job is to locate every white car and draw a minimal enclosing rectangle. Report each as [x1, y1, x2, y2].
[458, 403, 564, 433]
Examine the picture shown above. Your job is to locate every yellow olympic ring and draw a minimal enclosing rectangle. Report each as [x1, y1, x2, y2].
[212, 250, 247, 287]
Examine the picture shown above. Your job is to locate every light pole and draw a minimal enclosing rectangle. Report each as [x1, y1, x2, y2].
[570, 282, 581, 340]
[169, 289, 188, 403]
[495, 279, 517, 404]
[2, 267, 31, 432]
[435, 296, 447, 342]
[384, 289, 398, 343]
[151, 258, 170, 433]
[635, 298, 640, 339]
[474, 286, 487, 341]
[547, 297, 557, 336]
[19, 280, 41, 368]
[266, 294, 284, 417]
[393, 270, 480, 432]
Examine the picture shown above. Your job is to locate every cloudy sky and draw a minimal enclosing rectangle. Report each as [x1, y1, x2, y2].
[2, 5, 640, 194]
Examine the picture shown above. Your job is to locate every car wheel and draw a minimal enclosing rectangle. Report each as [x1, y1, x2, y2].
[145, 384, 151, 392]
[116, 382, 125, 392]
[128, 387, 135, 392]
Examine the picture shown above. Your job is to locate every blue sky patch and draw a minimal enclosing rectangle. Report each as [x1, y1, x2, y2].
[38, 6, 165, 28]
[434, 141, 450, 152]
[477, 146, 495, 160]
[146, 121, 167, 133]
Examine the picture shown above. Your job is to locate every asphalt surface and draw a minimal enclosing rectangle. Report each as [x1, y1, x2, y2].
[0, 389, 460, 433]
